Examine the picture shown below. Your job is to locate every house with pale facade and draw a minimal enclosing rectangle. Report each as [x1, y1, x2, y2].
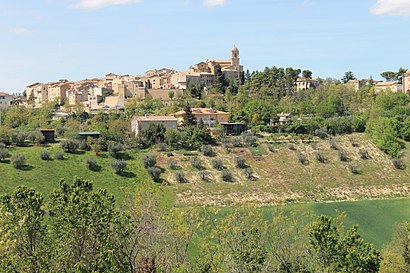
[374, 82, 403, 93]
[403, 71, 410, 95]
[26, 82, 49, 105]
[173, 108, 230, 127]
[295, 78, 319, 91]
[131, 116, 178, 136]
[0, 92, 13, 109]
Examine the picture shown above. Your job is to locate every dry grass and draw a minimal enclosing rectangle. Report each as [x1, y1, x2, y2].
[154, 133, 410, 206]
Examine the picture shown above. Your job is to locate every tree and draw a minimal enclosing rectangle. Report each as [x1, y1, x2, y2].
[213, 64, 228, 93]
[168, 90, 175, 100]
[182, 104, 197, 127]
[342, 71, 356, 83]
[302, 70, 312, 79]
[138, 123, 166, 148]
[381, 71, 398, 82]
[0, 186, 50, 272]
[48, 177, 129, 272]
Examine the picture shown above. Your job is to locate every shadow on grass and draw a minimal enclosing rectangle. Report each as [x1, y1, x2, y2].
[89, 165, 102, 172]
[0, 159, 11, 164]
[17, 165, 34, 171]
[117, 171, 136, 178]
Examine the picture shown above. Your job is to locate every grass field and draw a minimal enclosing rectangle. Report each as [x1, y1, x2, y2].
[0, 144, 155, 205]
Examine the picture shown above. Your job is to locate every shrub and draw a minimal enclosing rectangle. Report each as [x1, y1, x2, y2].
[358, 149, 370, 160]
[201, 145, 214, 156]
[40, 151, 52, 160]
[84, 157, 99, 171]
[147, 166, 162, 182]
[174, 171, 187, 183]
[315, 152, 327, 163]
[348, 164, 360, 174]
[199, 170, 210, 182]
[60, 139, 79, 153]
[55, 151, 65, 160]
[111, 160, 127, 173]
[232, 137, 242, 147]
[11, 153, 26, 169]
[244, 168, 254, 180]
[12, 130, 27, 146]
[221, 169, 233, 182]
[338, 149, 349, 162]
[314, 128, 328, 139]
[241, 131, 257, 147]
[211, 158, 224, 170]
[234, 157, 246, 169]
[109, 143, 124, 158]
[350, 138, 359, 147]
[167, 159, 178, 170]
[79, 140, 91, 151]
[142, 154, 156, 168]
[329, 139, 338, 150]
[297, 153, 309, 165]
[29, 130, 45, 145]
[190, 158, 203, 170]
[0, 148, 10, 161]
[392, 158, 406, 170]
[158, 142, 167, 152]
[268, 145, 277, 153]
[288, 144, 297, 150]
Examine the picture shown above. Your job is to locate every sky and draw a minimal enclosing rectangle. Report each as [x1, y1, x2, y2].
[0, 0, 409, 93]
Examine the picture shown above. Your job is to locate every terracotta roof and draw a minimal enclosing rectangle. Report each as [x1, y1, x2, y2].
[375, 81, 397, 86]
[174, 108, 229, 116]
[133, 116, 178, 122]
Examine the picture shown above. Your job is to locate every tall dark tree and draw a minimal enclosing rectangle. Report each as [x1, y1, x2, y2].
[182, 104, 197, 127]
[213, 64, 228, 93]
[302, 70, 312, 79]
[342, 71, 356, 83]
[380, 71, 398, 82]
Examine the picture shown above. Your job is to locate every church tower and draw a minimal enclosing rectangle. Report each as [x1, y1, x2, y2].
[231, 46, 240, 70]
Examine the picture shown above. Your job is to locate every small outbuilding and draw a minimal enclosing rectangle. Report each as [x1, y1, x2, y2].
[40, 129, 55, 143]
[220, 122, 248, 136]
[78, 132, 101, 140]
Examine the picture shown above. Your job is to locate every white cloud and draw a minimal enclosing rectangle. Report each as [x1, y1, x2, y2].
[73, 0, 142, 9]
[370, 0, 410, 16]
[203, 0, 227, 7]
[8, 27, 28, 34]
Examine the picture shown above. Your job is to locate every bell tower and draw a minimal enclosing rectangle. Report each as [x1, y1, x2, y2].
[231, 46, 240, 70]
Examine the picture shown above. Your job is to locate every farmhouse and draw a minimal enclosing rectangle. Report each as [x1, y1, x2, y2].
[173, 108, 230, 127]
[131, 116, 178, 136]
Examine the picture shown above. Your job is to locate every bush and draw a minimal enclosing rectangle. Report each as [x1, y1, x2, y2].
[244, 168, 254, 180]
[288, 144, 297, 150]
[211, 158, 224, 170]
[109, 143, 124, 159]
[190, 158, 203, 170]
[350, 138, 359, 147]
[142, 154, 156, 168]
[314, 152, 327, 163]
[60, 139, 79, 153]
[268, 145, 277, 153]
[348, 164, 360, 174]
[221, 169, 233, 182]
[241, 131, 257, 147]
[28, 130, 45, 145]
[111, 160, 127, 173]
[84, 157, 100, 171]
[158, 142, 167, 152]
[40, 151, 52, 160]
[234, 157, 246, 168]
[329, 139, 338, 150]
[392, 158, 406, 170]
[338, 149, 349, 162]
[147, 166, 162, 182]
[297, 153, 309, 165]
[201, 145, 214, 156]
[199, 170, 211, 182]
[55, 151, 65, 160]
[11, 153, 26, 169]
[0, 148, 10, 161]
[314, 128, 328, 139]
[167, 159, 178, 170]
[12, 130, 27, 146]
[175, 171, 187, 183]
[79, 139, 91, 151]
[358, 149, 370, 160]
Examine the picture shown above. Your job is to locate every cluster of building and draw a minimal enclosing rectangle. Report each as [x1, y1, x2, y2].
[22, 47, 244, 112]
[345, 72, 410, 94]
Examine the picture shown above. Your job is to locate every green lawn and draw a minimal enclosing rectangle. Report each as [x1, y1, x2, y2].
[0, 145, 154, 205]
